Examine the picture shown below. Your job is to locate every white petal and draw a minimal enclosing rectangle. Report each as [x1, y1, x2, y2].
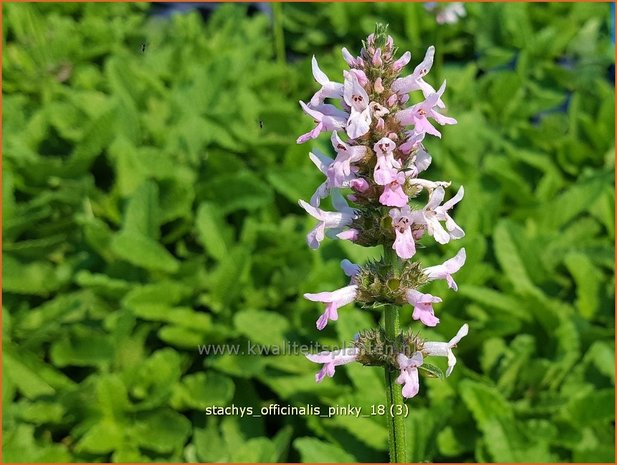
[311, 56, 330, 86]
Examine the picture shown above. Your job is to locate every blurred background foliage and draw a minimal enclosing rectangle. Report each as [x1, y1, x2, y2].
[2, 1, 615, 462]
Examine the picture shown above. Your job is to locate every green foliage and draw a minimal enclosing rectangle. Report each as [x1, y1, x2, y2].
[2, 2, 614, 463]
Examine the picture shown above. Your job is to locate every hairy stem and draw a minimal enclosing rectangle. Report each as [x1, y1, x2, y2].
[383, 246, 407, 463]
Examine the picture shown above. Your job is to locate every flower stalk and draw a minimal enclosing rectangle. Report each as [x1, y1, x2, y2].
[383, 245, 406, 463]
[297, 23, 469, 463]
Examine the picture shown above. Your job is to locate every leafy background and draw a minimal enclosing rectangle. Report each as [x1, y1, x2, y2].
[2, 2, 615, 462]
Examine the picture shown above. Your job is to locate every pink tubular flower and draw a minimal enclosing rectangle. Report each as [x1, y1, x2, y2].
[307, 150, 335, 207]
[305, 259, 361, 330]
[373, 137, 401, 186]
[331, 131, 367, 186]
[406, 289, 441, 327]
[389, 206, 416, 260]
[336, 229, 359, 242]
[372, 47, 383, 66]
[297, 101, 348, 143]
[350, 178, 369, 193]
[396, 352, 424, 398]
[341, 47, 360, 67]
[306, 347, 359, 382]
[424, 248, 466, 291]
[379, 172, 409, 207]
[412, 186, 464, 244]
[343, 71, 371, 139]
[423, 324, 469, 376]
[395, 81, 456, 137]
[350, 69, 369, 87]
[310, 56, 344, 106]
[412, 147, 432, 174]
[392, 50, 412, 72]
[305, 285, 358, 330]
[298, 199, 356, 249]
[392, 46, 444, 108]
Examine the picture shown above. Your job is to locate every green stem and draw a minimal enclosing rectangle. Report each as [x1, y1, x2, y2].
[383, 246, 407, 463]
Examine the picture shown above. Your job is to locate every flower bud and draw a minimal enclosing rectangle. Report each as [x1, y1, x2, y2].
[374, 77, 385, 94]
[392, 51, 412, 72]
[373, 48, 383, 66]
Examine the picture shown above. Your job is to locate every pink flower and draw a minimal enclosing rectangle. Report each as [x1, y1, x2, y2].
[424, 248, 466, 291]
[372, 48, 383, 66]
[406, 289, 441, 327]
[398, 130, 425, 155]
[412, 147, 432, 174]
[343, 71, 371, 139]
[373, 137, 401, 186]
[379, 172, 409, 207]
[305, 285, 358, 330]
[395, 81, 456, 137]
[307, 150, 335, 207]
[370, 102, 390, 118]
[423, 324, 469, 376]
[336, 229, 359, 242]
[350, 69, 369, 87]
[305, 259, 361, 330]
[407, 178, 451, 194]
[307, 348, 360, 383]
[392, 51, 412, 72]
[392, 46, 444, 107]
[389, 206, 416, 260]
[341, 47, 361, 67]
[412, 186, 464, 244]
[350, 178, 369, 193]
[331, 131, 367, 186]
[297, 101, 348, 143]
[399, 132, 431, 176]
[396, 352, 424, 398]
[309, 56, 344, 106]
[298, 199, 356, 249]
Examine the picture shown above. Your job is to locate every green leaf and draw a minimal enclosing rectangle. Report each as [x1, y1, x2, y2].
[3, 351, 55, 399]
[563, 389, 615, 427]
[50, 327, 115, 367]
[132, 409, 191, 454]
[158, 325, 205, 349]
[206, 247, 250, 312]
[194, 418, 229, 462]
[493, 220, 541, 296]
[234, 309, 289, 346]
[293, 437, 356, 462]
[122, 180, 159, 239]
[111, 231, 180, 273]
[266, 167, 319, 204]
[460, 380, 555, 462]
[95, 374, 130, 419]
[3, 423, 71, 462]
[173, 372, 235, 410]
[2, 254, 62, 296]
[196, 201, 230, 261]
[537, 174, 610, 229]
[75, 420, 124, 454]
[200, 171, 273, 214]
[3, 345, 75, 399]
[564, 253, 603, 319]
